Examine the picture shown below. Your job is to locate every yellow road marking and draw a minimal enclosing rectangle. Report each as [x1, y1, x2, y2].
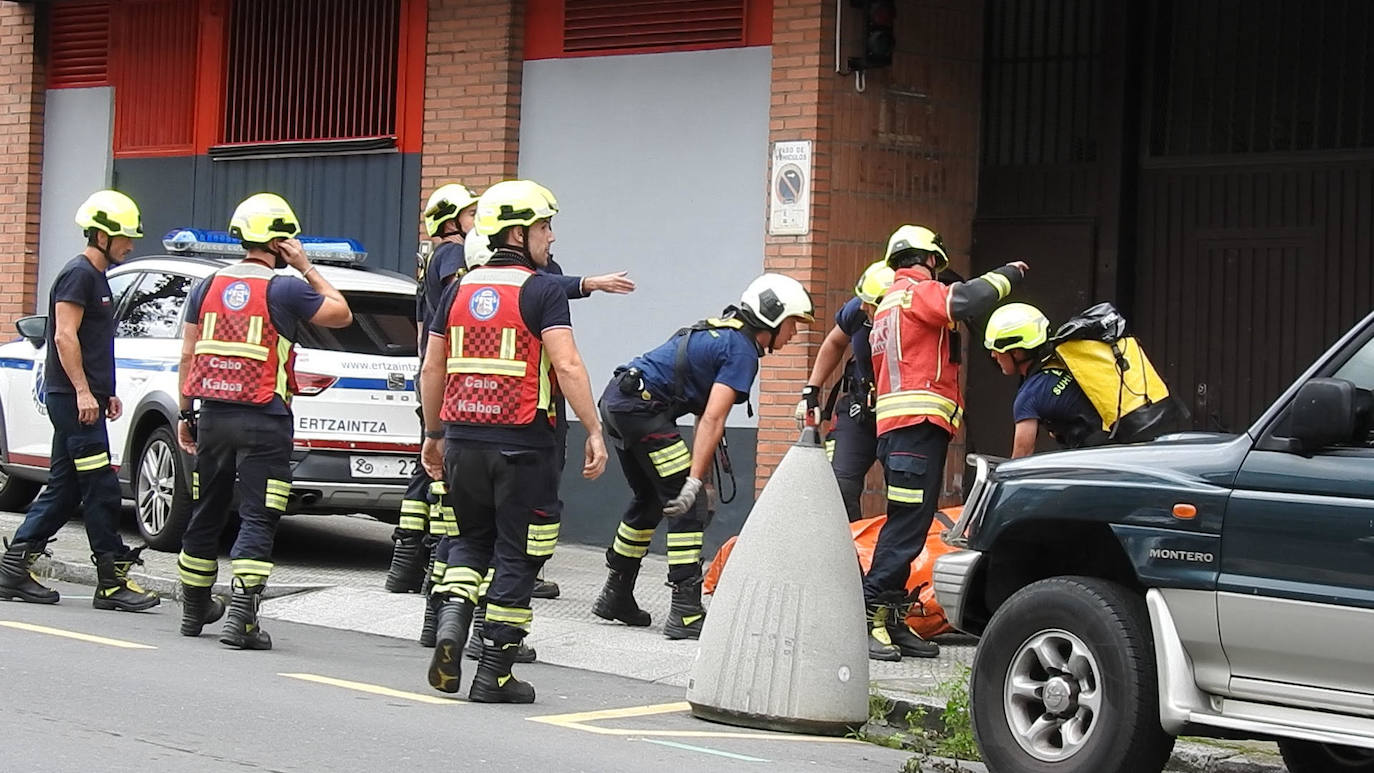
[279, 673, 462, 705]
[532, 701, 692, 724]
[527, 701, 858, 744]
[0, 620, 156, 650]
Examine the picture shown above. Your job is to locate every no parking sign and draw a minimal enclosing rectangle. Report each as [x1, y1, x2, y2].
[768, 140, 812, 236]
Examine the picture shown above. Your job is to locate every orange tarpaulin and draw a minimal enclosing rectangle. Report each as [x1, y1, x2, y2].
[704, 507, 962, 639]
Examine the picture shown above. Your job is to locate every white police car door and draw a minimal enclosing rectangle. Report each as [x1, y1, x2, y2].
[109, 270, 193, 466]
[4, 271, 142, 469]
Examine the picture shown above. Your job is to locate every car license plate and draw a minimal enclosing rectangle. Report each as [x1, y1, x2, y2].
[349, 455, 418, 479]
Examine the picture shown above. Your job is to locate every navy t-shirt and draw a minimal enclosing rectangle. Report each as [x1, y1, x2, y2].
[1013, 369, 1102, 442]
[427, 253, 572, 449]
[835, 296, 874, 387]
[611, 323, 761, 420]
[417, 241, 465, 332]
[45, 255, 117, 400]
[184, 270, 325, 415]
[541, 257, 588, 432]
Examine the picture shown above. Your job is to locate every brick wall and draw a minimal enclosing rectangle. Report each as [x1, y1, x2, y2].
[419, 0, 525, 234]
[0, 4, 44, 328]
[760, 0, 985, 507]
[758, 0, 839, 483]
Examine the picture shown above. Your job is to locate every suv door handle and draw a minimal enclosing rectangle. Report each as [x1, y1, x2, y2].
[1357, 537, 1374, 554]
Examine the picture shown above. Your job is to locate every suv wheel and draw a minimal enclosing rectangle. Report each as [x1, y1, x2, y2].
[971, 576, 1174, 773]
[0, 467, 41, 511]
[134, 425, 192, 552]
[1280, 740, 1374, 772]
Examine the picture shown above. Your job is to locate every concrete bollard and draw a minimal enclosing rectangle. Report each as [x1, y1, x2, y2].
[687, 427, 870, 736]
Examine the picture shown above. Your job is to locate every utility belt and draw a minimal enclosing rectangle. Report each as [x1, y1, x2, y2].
[613, 366, 676, 412]
[824, 374, 876, 425]
[608, 366, 737, 506]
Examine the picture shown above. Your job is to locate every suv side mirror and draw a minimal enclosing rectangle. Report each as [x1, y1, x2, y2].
[1290, 378, 1363, 454]
[15, 315, 46, 348]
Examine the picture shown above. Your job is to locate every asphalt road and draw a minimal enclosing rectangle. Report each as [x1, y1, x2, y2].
[1, 581, 915, 773]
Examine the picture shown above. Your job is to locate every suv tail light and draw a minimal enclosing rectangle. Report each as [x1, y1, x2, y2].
[295, 371, 338, 396]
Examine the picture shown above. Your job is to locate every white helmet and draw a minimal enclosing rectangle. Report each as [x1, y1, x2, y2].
[464, 229, 494, 269]
[738, 273, 815, 330]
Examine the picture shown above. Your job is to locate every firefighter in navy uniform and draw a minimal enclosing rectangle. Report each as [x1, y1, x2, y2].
[175, 194, 353, 648]
[866, 225, 1029, 661]
[0, 190, 159, 612]
[458, 221, 635, 663]
[388, 183, 480, 604]
[439, 214, 632, 661]
[794, 260, 895, 522]
[983, 303, 1107, 457]
[419, 180, 608, 702]
[594, 273, 814, 640]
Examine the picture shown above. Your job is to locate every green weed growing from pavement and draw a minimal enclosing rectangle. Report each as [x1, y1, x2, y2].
[870, 693, 895, 723]
[933, 665, 979, 761]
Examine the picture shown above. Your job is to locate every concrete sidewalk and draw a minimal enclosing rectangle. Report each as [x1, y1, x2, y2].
[3, 510, 1283, 772]
[0, 510, 970, 694]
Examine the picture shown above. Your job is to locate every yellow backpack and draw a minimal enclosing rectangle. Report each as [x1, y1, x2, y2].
[1049, 304, 1186, 443]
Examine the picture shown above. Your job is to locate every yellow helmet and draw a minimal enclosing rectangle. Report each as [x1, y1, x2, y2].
[474, 180, 558, 237]
[75, 190, 143, 238]
[984, 303, 1050, 353]
[885, 225, 948, 273]
[229, 193, 301, 243]
[423, 183, 478, 237]
[854, 260, 895, 305]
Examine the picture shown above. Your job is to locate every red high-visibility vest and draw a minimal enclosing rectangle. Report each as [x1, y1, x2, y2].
[182, 262, 297, 406]
[440, 265, 555, 426]
[870, 269, 963, 437]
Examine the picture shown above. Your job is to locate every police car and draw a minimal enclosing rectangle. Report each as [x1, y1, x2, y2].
[0, 229, 422, 551]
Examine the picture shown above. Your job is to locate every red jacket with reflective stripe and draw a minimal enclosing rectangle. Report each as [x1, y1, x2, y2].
[183, 262, 296, 406]
[440, 265, 555, 426]
[870, 269, 963, 437]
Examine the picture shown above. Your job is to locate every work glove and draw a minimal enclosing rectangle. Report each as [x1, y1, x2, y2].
[794, 385, 822, 426]
[663, 476, 703, 517]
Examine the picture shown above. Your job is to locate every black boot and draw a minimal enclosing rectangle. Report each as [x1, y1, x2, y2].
[384, 530, 427, 593]
[592, 564, 651, 627]
[179, 583, 226, 637]
[418, 547, 439, 647]
[866, 603, 902, 662]
[419, 593, 441, 648]
[530, 576, 560, 599]
[92, 548, 160, 612]
[885, 601, 940, 658]
[469, 637, 536, 704]
[464, 605, 536, 663]
[220, 578, 271, 650]
[464, 602, 486, 659]
[427, 598, 475, 694]
[0, 538, 59, 604]
[664, 578, 706, 640]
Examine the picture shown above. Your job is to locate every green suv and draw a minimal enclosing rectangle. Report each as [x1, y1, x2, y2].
[934, 312, 1374, 773]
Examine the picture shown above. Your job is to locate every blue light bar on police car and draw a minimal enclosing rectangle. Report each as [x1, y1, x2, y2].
[161, 228, 368, 266]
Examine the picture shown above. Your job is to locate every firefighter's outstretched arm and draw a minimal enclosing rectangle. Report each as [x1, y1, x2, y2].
[947, 261, 1029, 322]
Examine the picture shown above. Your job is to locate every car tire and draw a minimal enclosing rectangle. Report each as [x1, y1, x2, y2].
[970, 576, 1175, 773]
[1279, 740, 1374, 772]
[134, 425, 193, 552]
[0, 467, 41, 512]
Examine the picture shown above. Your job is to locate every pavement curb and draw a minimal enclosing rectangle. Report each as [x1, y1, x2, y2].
[872, 694, 1286, 773]
[32, 556, 324, 601]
